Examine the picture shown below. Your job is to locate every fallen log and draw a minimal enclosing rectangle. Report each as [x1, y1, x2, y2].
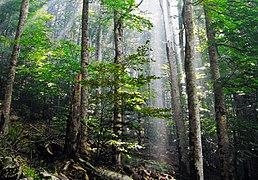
[95, 168, 132, 180]
[78, 158, 133, 180]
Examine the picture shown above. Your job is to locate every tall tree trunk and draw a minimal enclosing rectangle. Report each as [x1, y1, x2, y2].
[96, 25, 103, 62]
[160, 0, 189, 177]
[113, 10, 123, 165]
[96, 6, 103, 63]
[114, 11, 123, 64]
[95, 5, 103, 134]
[52, 2, 61, 39]
[79, 0, 89, 155]
[0, 52, 5, 99]
[0, 0, 29, 135]
[65, 0, 89, 158]
[178, 0, 185, 70]
[204, 6, 233, 180]
[177, 0, 187, 123]
[183, 0, 204, 179]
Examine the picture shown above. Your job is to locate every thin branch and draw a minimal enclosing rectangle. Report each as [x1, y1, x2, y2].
[136, 0, 144, 8]
[216, 43, 247, 52]
[192, 0, 204, 6]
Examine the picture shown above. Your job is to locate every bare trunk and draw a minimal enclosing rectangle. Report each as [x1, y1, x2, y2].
[160, 0, 189, 177]
[167, 41, 189, 178]
[95, 9, 103, 118]
[79, 0, 89, 155]
[65, 0, 89, 157]
[0, 52, 5, 98]
[177, 0, 187, 124]
[114, 11, 123, 64]
[204, 6, 233, 179]
[1, 0, 29, 135]
[113, 10, 123, 165]
[178, 0, 185, 70]
[52, 2, 61, 39]
[96, 25, 103, 62]
[183, 0, 204, 179]
[96, 6, 103, 62]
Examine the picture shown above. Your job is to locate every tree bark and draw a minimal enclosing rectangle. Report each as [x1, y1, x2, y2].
[183, 0, 204, 179]
[0, 0, 29, 135]
[64, 74, 82, 157]
[178, 0, 185, 70]
[114, 11, 123, 64]
[204, 6, 233, 180]
[160, 0, 189, 177]
[79, 0, 89, 155]
[95, 6, 103, 119]
[0, 52, 5, 99]
[96, 25, 103, 62]
[96, 6, 103, 63]
[113, 10, 123, 165]
[64, 0, 89, 158]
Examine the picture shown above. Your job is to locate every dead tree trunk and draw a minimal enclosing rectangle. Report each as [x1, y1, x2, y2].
[64, 74, 82, 158]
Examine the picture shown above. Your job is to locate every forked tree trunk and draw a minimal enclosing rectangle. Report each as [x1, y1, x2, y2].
[0, 0, 29, 135]
[183, 0, 204, 179]
[159, 0, 189, 177]
[204, 6, 233, 180]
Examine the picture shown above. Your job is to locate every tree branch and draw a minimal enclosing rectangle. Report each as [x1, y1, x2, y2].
[216, 43, 247, 52]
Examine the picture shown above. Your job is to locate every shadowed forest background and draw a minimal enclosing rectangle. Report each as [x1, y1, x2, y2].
[0, 0, 257, 179]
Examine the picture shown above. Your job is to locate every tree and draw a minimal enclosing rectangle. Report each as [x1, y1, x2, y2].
[204, 5, 233, 179]
[1, 0, 29, 135]
[159, 0, 189, 177]
[183, 0, 204, 179]
[202, 0, 258, 178]
[100, 0, 150, 165]
[79, 0, 90, 156]
[112, 7, 124, 165]
[177, 0, 185, 70]
[64, 74, 82, 158]
[96, 6, 103, 63]
[64, 0, 89, 157]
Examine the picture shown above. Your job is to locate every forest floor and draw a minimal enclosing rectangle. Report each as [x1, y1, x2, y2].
[0, 118, 176, 179]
